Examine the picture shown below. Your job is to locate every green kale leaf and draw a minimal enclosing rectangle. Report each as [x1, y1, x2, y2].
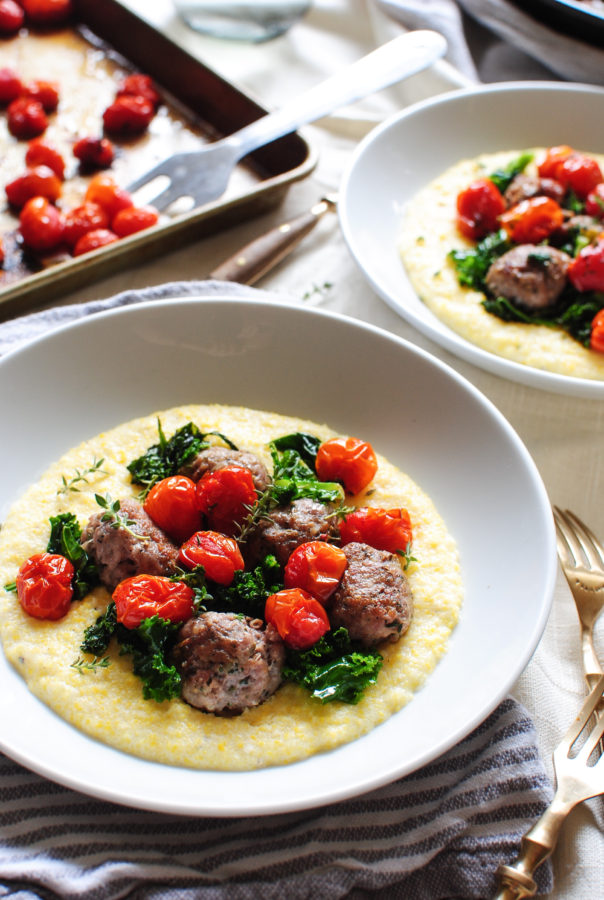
[283, 627, 383, 704]
[47, 512, 99, 599]
[80, 601, 117, 655]
[270, 442, 343, 506]
[270, 432, 321, 469]
[210, 554, 283, 618]
[488, 151, 534, 194]
[449, 229, 511, 292]
[117, 615, 182, 703]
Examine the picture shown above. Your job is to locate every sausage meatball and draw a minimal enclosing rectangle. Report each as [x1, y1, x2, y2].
[328, 542, 413, 647]
[485, 244, 571, 311]
[180, 446, 270, 492]
[503, 174, 565, 208]
[80, 497, 179, 591]
[172, 612, 285, 715]
[243, 497, 337, 567]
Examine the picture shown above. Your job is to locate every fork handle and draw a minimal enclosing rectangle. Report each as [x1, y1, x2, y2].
[491, 798, 573, 898]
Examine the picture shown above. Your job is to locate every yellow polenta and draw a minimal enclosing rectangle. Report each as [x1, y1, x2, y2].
[399, 149, 604, 381]
[0, 404, 461, 771]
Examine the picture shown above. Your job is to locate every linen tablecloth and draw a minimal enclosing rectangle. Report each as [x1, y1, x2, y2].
[1, 1, 603, 896]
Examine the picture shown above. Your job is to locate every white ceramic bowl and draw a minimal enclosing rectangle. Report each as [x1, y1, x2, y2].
[0, 297, 556, 815]
[339, 81, 604, 397]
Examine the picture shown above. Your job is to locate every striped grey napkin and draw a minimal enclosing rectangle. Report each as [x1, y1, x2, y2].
[0, 284, 554, 900]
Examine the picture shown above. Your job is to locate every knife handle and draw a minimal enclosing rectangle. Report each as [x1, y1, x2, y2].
[209, 197, 335, 285]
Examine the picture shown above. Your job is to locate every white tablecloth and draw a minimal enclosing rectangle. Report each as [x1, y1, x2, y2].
[5, 1, 604, 896]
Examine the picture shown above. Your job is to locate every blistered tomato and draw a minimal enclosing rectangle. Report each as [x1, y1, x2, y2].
[113, 574, 194, 629]
[112, 205, 159, 237]
[72, 227, 119, 256]
[63, 202, 109, 248]
[590, 309, 604, 353]
[265, 588, 330, 650]
[22, 80, 59, 112]
[103, 95, 155, 136]
[456, 178, 506, 241]
[7, 97, 48, 139]
[85, 173, 133, 220]
[16, 552, 74, 620]
[0, 67, 22, 104]
[6, 165, 62, 208]
[19, 196, 64, 253]
[557, 154, 603, 199]
[25, 139, 66, 179]
[339, 506, 412, 555]
[315, 436, 378, 494]
[284, 540, 347, 602]
[536, 145, 574, 180]
[585, 184, 604, 219]
[143, 475, 200, 543]
[568, 240, 604, 293]
[178, 530, 244, 586]
[196, 465, 257, 536]
[0, 0, 24, 35]
[73, 136, 114, 170]
[116, 73, 160, 109]
[500, 196, 564, 244]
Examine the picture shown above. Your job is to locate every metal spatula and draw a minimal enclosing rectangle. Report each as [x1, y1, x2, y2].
[127, 29, 447, 212]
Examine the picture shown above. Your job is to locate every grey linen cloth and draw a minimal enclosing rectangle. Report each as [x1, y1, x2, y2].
[0, 282, 554, 899]
[377, 0, 604, 84]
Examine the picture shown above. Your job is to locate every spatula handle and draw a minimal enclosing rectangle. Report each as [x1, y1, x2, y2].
[229, 30, 446, 158]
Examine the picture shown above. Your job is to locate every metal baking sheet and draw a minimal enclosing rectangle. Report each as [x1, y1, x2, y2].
[0, 0, 316, 319]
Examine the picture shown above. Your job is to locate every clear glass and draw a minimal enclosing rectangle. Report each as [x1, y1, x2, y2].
[174, 0, 312, 42]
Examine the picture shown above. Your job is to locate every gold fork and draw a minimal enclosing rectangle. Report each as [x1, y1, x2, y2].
[553, 507, 604, 689]
[492, 674, 604, 899]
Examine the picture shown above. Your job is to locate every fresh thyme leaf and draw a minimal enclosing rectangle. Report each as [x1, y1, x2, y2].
[4, 581, 16, 592]
[58, 457, 107, 495]
[94, 493, 149, 542]
[171, 566, 211, 613]
[47, 512, 99, 599]
[396, 543, 417, 571]
[488, 151, 533, 193]
[283, 627, 383, 704]
[71, 655, 111, 673]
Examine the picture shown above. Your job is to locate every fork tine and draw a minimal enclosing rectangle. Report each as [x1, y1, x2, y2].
[561, 673, 604, 751]
[553, 506, 579, 566]
[564, 509, 604, 569]
[576, 711, 604, 764]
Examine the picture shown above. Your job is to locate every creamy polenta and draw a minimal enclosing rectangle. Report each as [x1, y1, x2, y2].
[399, 149, 604, 381]
[0, 405, 462, 771]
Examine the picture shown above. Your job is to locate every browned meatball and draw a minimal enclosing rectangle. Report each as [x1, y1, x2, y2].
[503, 174, 565, 207]
[180, 446, 270, 492]
[328, 542, 413, 647]
[80, 497, 179, 591]
[242, 497, 337, 567]
[172, 612, 285, 715]
[485, 244, 571, 311]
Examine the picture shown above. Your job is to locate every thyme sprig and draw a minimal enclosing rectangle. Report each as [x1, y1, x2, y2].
[58, 457, 107, 495]
[71, 655, 111, 674]
[94, 493, 150, 542]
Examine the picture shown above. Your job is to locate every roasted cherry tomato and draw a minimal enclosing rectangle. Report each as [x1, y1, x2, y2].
[63, 202, 109, 248]
[499, 196, 564, 244]
[585, 183, 604, 219]
[84, 173, 133, 220]
[0, 237, 4, 266]
[265, 587, 330, 650]
[315, 436, 378, 494]
[19, 196, 64, 253]
[284, 540, 347, 602]
[16, 552, 74, 620]
[590, 309, 604, 354]
[568, 239, 604, 293]
[143, 475, 200, 543]
[112, 205, 159, 237]
[0, 0, 25, 35]
[7, 96, 48, 139]
[536, 145, 573, 180]
[556, 154, 603, 199]
[22, 79, 59, 112]
[196, 465, 257, 536]
[0, 66, 22, 104]
[456, 177, 506, 241]
[113, 574, 194, 629]
[116, 73, 161, 109]
[72, 227, 119, 256]
[73, 136, 114, 170]
[25, 138, 66, 179]
[21, 0, 73, 25]
[103, 95, 155, 136]
[6, 165, 62, 208]
[339, 506, 412, 555]
[178, 530, 244, 586]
